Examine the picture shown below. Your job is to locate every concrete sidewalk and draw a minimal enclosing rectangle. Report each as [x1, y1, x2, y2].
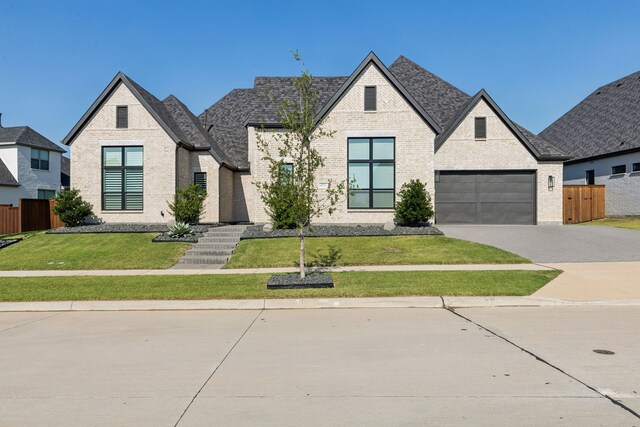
[0, 263, 549, 277]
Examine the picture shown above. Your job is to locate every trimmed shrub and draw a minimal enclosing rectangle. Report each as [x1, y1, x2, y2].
[394, 179, 434, 226]
[260, 165, 301, 229]
[51, 188, 94, 227]
[168, 184, 207, 224]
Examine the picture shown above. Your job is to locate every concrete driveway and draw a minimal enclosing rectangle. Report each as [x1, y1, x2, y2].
[438, 225, 640, 263]
[1, 308, 639, 425]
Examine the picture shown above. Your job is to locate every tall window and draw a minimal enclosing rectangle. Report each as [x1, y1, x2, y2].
[585, 170, 595, 185]
[194, 172, 207, 191]
[348, 137, 395, 209]
[116, 106, 128, 128]
[102, 146, 143, 210]
[475, 117, 487, 139]
[31, 148, 49, 170]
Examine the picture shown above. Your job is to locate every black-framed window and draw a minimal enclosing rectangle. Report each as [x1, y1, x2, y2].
[475, 117, 487, 139]
[37, 189, 56, 200]
[116, 106, 128, 128]
[348, 137, 395, 209]
[31, 148, 49, 170]
[612, 164, 626, 175]
[102, 146, 143, 210]
[633, 163, 640, 172]
[586, 170, 595, 185]
[364, 86, 377, 111]
[194, 172, 207, 191]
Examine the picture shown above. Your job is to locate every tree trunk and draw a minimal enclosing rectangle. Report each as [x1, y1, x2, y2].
[299, 233, 305, 279]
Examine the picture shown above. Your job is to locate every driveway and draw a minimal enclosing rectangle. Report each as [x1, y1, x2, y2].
[438, 225, 640, 263]
[1, 308, 639, 425]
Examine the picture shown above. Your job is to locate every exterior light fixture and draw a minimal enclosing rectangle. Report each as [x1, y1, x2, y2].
[548, 175, 555, 191]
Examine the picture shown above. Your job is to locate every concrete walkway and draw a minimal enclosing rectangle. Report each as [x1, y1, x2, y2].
[0, 263, 549, 277]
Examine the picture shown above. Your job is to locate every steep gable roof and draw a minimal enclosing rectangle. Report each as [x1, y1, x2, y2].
[0, 157, 18, 186]
[540, 70, 640, 162]
[0, 126, 65, 153]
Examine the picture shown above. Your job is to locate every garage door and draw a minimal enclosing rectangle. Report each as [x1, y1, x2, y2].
[435, 171, 536, 224]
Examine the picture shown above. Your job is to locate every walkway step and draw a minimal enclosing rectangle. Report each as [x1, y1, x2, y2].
[197, 236, 241, 243]
[192, 243, 238, 250]
[174, 225, 247, 269]
[185, 249, 231, 256]
[178, 255, 229, 264]
[203, 232, 244, 238]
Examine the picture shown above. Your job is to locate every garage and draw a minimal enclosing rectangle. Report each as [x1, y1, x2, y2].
[435, 171, 536, 224]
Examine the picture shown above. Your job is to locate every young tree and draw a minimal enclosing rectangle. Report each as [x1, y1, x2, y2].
[255, 51, 346, 279]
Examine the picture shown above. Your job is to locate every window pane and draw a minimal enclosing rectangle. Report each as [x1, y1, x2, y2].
[372, 138, 394, 160]
[348, 163, 370, 189]
[103, 194, 122, 210]
[348, 138, 370, 160]
[40, 150, 49, 161]
[125, 169, 143, 193]
[372, 190, 394, 208]
[125, 146, 143, 166]
[31, 158, 40, 169]
[125, 194, 143, 210]
[349, 190, 370, 208]
[31, 149, 39, 160]
[103, 169, 122, 193]
[372, 163, 394, 188]
[103, 147, 122, 166]
[40, 160, 49, 171]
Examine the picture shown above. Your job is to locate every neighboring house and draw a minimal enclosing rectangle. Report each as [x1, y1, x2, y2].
[0, 121, 65, 205]
[60, 156, 71, 190]
[540, 71, 640, 216]
[64, 52, 568, 225]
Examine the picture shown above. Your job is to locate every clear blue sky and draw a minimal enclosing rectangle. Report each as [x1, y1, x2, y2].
[1, 0, 639, 152]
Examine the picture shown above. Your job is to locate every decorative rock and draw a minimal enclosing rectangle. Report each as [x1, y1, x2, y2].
[262, 223, 274, 232]
[383, 222, 396, 231]
[241, 224, 443, 240]
[267, 273, 334, 289]
[0, 239, 20, 250]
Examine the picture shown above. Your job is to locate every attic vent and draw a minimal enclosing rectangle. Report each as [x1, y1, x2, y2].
[475, 117, 487, 139]
[364, 86, 377, 111]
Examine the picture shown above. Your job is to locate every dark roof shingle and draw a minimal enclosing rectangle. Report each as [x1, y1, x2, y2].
[0, 126, 65, 153]
[540, 70, 640, 161]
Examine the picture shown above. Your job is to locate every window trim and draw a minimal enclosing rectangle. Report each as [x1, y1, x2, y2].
[347, 137, 395, 209]
[37, 189, 56, 200]
[611, 164, 627, 175]
[193, 171, 207, 191]
[474, 117, 487, 140]
[116, 105, 129, 129]
[102, 146, 143, 211]
[364, 86, 377, 112]
[30, 148, 50, 171]
[585, 169, 595, 185]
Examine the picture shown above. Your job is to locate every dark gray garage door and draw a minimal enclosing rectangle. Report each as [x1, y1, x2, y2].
[435, 171, 536, 224]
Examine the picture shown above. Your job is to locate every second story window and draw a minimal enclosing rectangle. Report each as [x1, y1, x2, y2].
[611, 164, 626, 175]
[475, 117, 487, 139]
[31, 148, 49, 170]
[116, 106, 128, 128]
[364, 86, 377, 111]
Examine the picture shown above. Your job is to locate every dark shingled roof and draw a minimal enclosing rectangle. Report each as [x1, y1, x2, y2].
[0, 157, 19, 186]
[540, 70, 640, 162]
[0, 126, 65, 153]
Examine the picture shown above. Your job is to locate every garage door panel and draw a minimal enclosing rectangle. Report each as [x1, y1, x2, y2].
[435, 171, 535, 225]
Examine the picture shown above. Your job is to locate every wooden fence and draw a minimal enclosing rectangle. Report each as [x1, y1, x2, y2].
[563, 185, 606, 224]
[0, 199, 63, 235]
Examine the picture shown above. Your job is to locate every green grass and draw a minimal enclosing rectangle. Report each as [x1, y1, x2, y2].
[0, 270, 561, 301]
[225, 235, 529, 269]
[579, 217, 640, 231]
[0, 233, 191, 270]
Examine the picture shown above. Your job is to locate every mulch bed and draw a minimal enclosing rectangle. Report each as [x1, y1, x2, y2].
[242, 224, 443, 240]
[48, 223, 217, 234]
[0, 239, 20, 250]
[267, 273, 334, 289]
[152, 233, 202, 243]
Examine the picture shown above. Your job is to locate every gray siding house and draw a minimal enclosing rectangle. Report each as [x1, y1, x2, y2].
[64, 52, 568, 225]
[541, 70, 640, 216]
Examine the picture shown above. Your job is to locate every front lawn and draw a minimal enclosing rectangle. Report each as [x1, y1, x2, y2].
[579, 217, 640, 231]
[224, 235, 529, 269]
[0, 233, 190, 270]
[0, 270, 560, 301]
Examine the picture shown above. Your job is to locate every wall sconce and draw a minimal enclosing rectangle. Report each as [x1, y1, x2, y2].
[548, 175, 555, 191]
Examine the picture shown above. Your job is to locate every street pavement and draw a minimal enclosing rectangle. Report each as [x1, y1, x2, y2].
[0, 307, 638, 426]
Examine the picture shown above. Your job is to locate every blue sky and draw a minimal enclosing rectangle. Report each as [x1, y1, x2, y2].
[1, 0, 639, 151]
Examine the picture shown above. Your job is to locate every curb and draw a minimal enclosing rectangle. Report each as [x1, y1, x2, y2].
[1, 296, 639, 312]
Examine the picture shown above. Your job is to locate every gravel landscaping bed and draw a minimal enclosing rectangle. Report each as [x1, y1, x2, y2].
[267, 273, 334, 289]
[242, 224, 443, 239]
[0, 239, 20, 250]
[152, 233, 202, 243]
[49, 223, 217, 234]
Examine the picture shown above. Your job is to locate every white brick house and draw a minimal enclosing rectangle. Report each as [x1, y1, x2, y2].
[64, 52, 567, 225]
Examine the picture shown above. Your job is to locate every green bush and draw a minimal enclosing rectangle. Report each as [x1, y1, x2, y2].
[394, 179, 434, 226]
[261, 166, 303, 229]
[51, 188, 94, 227]
[168, 184, 207, 224]
[168, 222, 193, 237]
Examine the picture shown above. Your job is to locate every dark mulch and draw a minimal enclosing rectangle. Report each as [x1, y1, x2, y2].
[0, 239, 20, 250]
[267, 273, 334, 289]
[48, 223, 217, 234]
[152, 233, 202, 243]
[242, 224, 443, 240]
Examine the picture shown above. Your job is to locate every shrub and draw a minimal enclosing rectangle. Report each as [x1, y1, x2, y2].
[51, 188, 94, 227]
[168, 184, 207, 224]
[168, 222, 193, 237]
[260, 165, 301, 229]
[394, 179, 434, 226]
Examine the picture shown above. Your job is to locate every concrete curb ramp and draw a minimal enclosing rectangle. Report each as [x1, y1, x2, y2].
[2, 296, 640, 312]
